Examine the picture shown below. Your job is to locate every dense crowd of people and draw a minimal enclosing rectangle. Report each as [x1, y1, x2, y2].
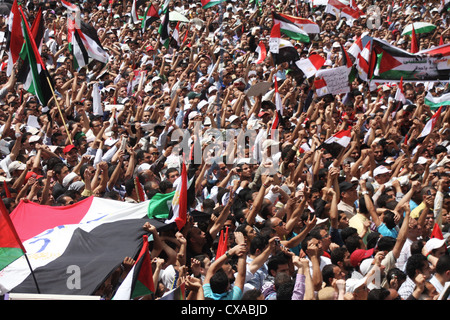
[0, 0, 449, 300]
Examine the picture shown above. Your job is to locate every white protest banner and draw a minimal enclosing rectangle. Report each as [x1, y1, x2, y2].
[315, 66, 351, 96]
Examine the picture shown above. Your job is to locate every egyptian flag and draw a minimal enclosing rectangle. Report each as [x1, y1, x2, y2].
[356, 40, 372, 81]
[417, 106, 444, 141]
[255, 41, 266, 64]
[394, 77, 406, 103]
[295, 53, 325, 78]
[271, 76, 283, 138]
[321, 128, 352, 158]
[314, 77, 329, 97]
[1, 197, 175, 295]
[269, 22, 281, 54]
[5, 0, 24, 77]
[325, 0, 363, 26]
[391, 77, 405, 118]
[170, 21, 181, 49]
[141, 3, 159, 31]
[112, 235, 155, 300]
[348, 35, 363, 59]
[323, 128, 352, 148]
[18, 6, 53, 107]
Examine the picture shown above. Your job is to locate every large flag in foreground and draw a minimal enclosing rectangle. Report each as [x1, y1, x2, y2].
[0, 197, 174, 295]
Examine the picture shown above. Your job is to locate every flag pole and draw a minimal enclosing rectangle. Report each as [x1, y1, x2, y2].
[45, 76, 73, 145]
[23, 253, 41, 294]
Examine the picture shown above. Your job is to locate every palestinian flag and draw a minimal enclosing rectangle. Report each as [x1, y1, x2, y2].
[158, 9, 170, 48]
[112, 235, 155, 300]
[0, 198, 26, 271]
[255, 41, 267, 64]
[424, 91, 450, 109]
[295, 53, 325, 78]
[17, 7, 53, 107]
[18, 6, 53, 107]
[141, 2, 159, 31]
[272, 12, 310, 43]
[325, 0, 363, 26]
[418, 105, 443, 140]
[5, 0, 23, 77]
[0, 197, 175, 295]
[369, 37, 450, 81]
[201, 0, 226, 9]
[274, 12, 320, 34]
